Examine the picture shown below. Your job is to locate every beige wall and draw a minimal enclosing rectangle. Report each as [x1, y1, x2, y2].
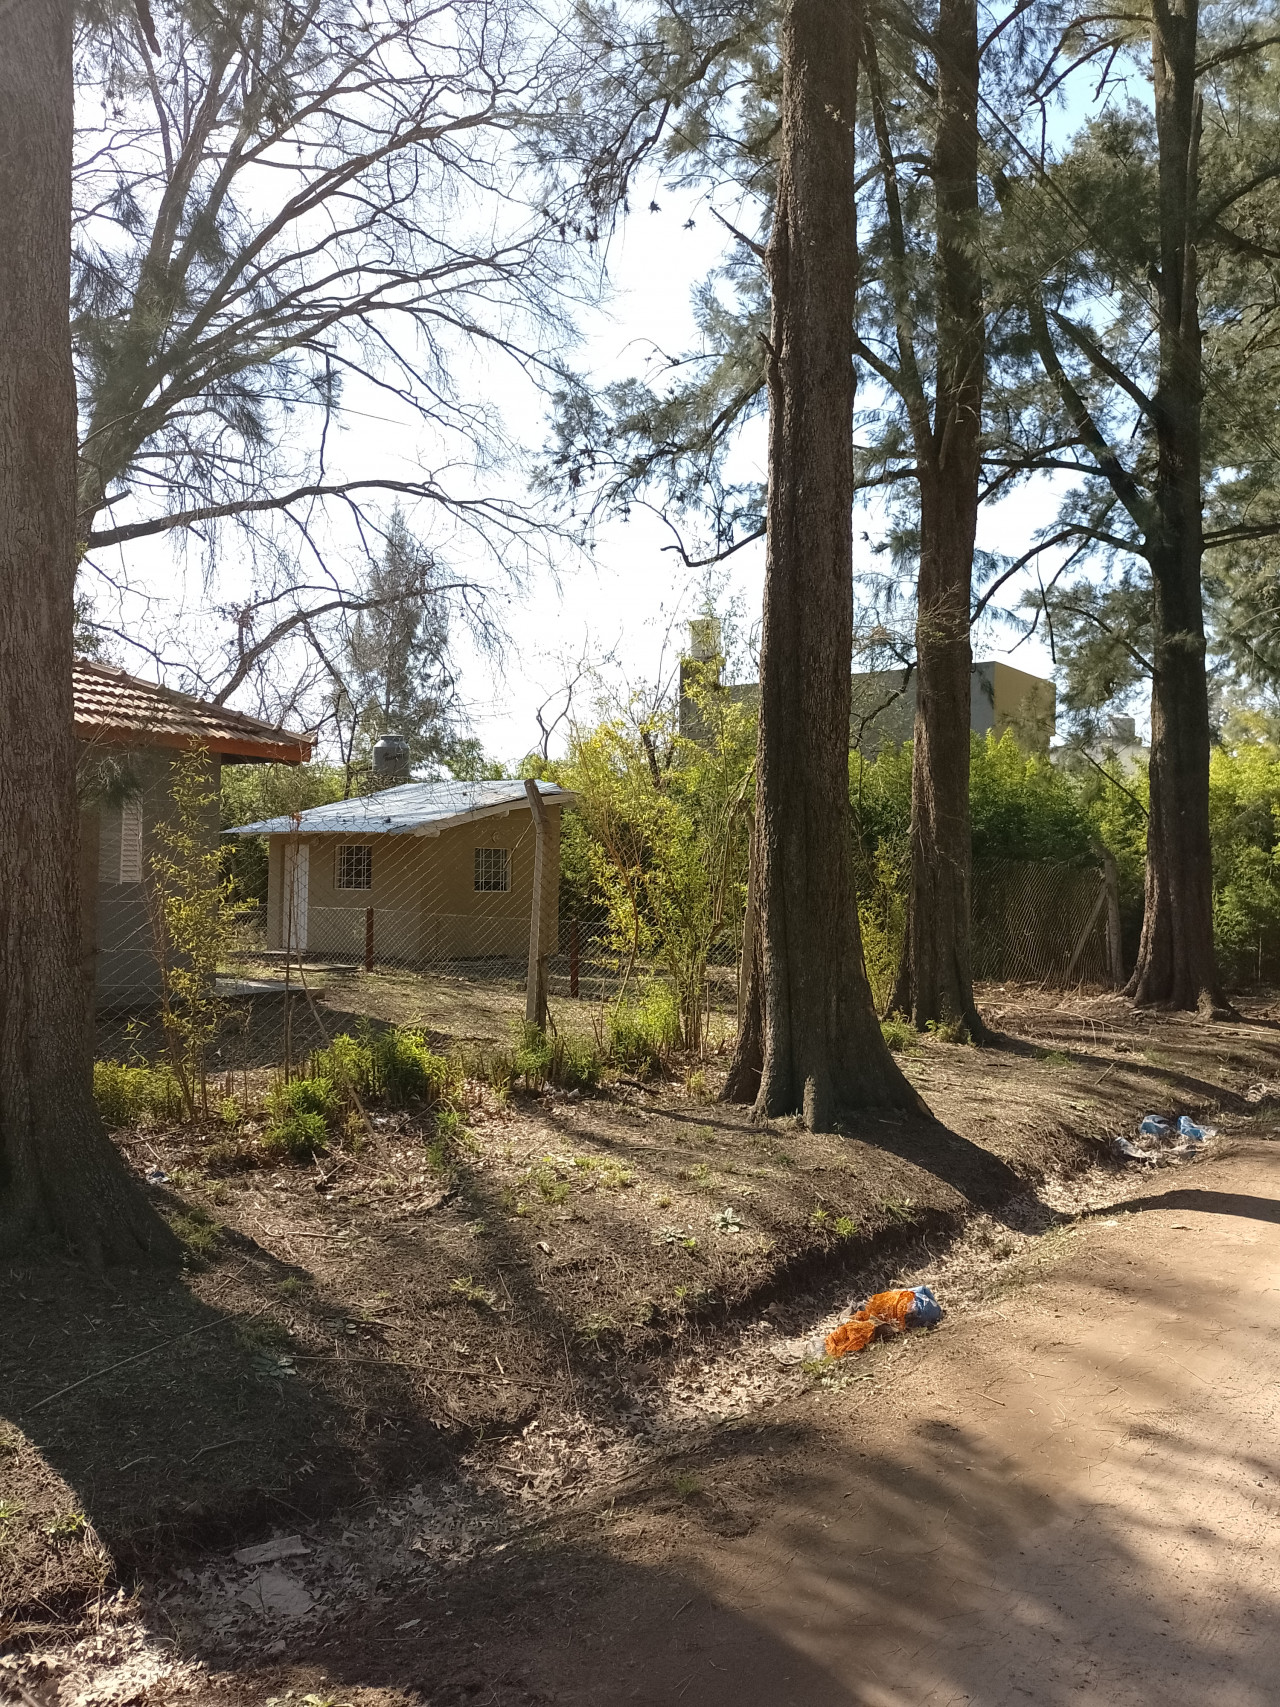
[266, 803, 562, 963]
[80, 742, 222, 1001]
[988, 663, 1056, 752]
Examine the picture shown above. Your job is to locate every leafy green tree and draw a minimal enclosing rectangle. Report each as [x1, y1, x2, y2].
[997, 5, 1280, 1009]
[558, 664, 754, 1051]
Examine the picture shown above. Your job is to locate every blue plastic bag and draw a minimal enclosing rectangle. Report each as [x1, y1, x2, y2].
[1139, 1115, 1171, 1138]
[906, 1285, 944, 1328]
[1177, 1115, 1217, 1142]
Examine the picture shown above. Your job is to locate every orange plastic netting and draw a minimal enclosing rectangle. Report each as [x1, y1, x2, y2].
[824, 1318, 877, 1358]
[824, 1289, 923, 1359]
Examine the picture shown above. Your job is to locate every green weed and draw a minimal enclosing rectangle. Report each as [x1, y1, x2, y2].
[607, 983, 679, 1071]
[879, 1015, 917, 1053]
[570, 1154, 635, 1189]
[92, 1060, 184, 1129]
[166, 1205, 222, 1256]
[45, 1511, 88, 1540]
[449, 1275, 499, 1309]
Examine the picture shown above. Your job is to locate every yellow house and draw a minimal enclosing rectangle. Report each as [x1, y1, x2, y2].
[227, 779, 572, 966]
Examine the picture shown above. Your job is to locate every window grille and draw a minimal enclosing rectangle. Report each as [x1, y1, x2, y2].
[335, 843, 372, 891]
[474, 846, 510, 892]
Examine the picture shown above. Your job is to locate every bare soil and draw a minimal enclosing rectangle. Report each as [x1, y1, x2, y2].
[5, 985, 1280, 1701]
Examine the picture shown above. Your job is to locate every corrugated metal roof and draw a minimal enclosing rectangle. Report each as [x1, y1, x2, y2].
[225, 778, 574, 838]
[74, 659, 313, 764]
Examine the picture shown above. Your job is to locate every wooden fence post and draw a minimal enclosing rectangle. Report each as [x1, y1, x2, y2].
[524, 779, 549, 1030]
[364, 906, 374, 974]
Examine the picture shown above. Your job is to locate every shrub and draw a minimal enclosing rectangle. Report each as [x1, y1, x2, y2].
[262, 1109, 330, 1158]
[510, 1023, 604, 1092]
[512, 1022, 553, 1091]
[263, 1076, 337, 1157]
[311, 1023, 461, 1109]
[93, 1060, 184, 1128]
[879, 1015, 916, 1053]
[608, 982, 679, 1070]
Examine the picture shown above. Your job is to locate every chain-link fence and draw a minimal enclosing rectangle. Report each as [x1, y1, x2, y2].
[971, 858, 1119, 987]
[93, 784, 636, 1070]
[92, 784, 1121, 1072]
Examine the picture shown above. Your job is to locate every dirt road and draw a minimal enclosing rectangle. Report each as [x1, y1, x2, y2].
[494, 1139, 1280, 1706]
[11, 1138, 1280, 1707]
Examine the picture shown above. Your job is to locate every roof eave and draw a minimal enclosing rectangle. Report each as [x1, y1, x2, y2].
[76, 722, 313, 764]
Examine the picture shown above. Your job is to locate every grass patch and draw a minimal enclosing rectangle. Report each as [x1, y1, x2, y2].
[166, 1204, 222, 1257]
[570, 1154, 635, 1190]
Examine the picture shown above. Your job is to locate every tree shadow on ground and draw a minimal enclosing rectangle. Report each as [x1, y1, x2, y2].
[0, 1230, 451, 1627]
[1086, 1185, 1280, 1225]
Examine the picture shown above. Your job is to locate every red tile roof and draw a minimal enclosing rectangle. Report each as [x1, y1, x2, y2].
[73, 659, 313, 764]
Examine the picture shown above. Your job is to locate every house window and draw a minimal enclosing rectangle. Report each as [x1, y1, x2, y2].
[474, 846, 510, 893]
[335, 844, 372, 891]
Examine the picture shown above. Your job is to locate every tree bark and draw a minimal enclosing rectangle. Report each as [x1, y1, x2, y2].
[0, 0, 180, 1263]
[888, 0, 987, 1040]
[722, 0, 923, 1127]
[1127, 0, 1224, 1011]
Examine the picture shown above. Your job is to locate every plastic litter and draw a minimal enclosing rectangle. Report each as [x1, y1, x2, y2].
[1112, 1135, 1159, 1164]
[145, 1167, 168, 1185]
[824, 1286, 944, 1359]
[1114, 1114, 1217, 1166]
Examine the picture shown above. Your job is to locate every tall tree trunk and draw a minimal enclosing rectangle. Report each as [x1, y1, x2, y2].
[890, 0, 987, 1039]
[722, 0, 922, 1127]
[0, 0, 180, 1263]
[1127, 0, 1223, 1011]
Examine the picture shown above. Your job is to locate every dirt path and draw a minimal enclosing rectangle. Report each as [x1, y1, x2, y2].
[488, 1138, 1280, 1705]
[7, 1135, 1280, 1705]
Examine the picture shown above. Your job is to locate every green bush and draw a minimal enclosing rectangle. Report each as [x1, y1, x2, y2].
[93, 1061, 185, 1129]
[263, 1076, 337, 1157]
[608, 983, 679, 1070]
[311, 1023, 461, 1108]
[510, 1023, 603, 1092]
[512, 1022, 553, 1091]
[879, 1015, 916, 1053]
[262, 1108, 331, 1159]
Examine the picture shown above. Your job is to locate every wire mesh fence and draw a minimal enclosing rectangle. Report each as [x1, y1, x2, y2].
[971, 858, 1117, 987]
[90, 782, 1121, 1074]
[92, 786, 637, 1071]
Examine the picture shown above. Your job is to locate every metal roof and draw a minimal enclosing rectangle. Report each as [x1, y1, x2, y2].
[74, 659, 313, 764]
[225, 778, 575, 838]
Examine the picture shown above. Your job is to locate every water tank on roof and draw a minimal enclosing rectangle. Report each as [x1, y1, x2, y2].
[372, 734, 410, 783]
